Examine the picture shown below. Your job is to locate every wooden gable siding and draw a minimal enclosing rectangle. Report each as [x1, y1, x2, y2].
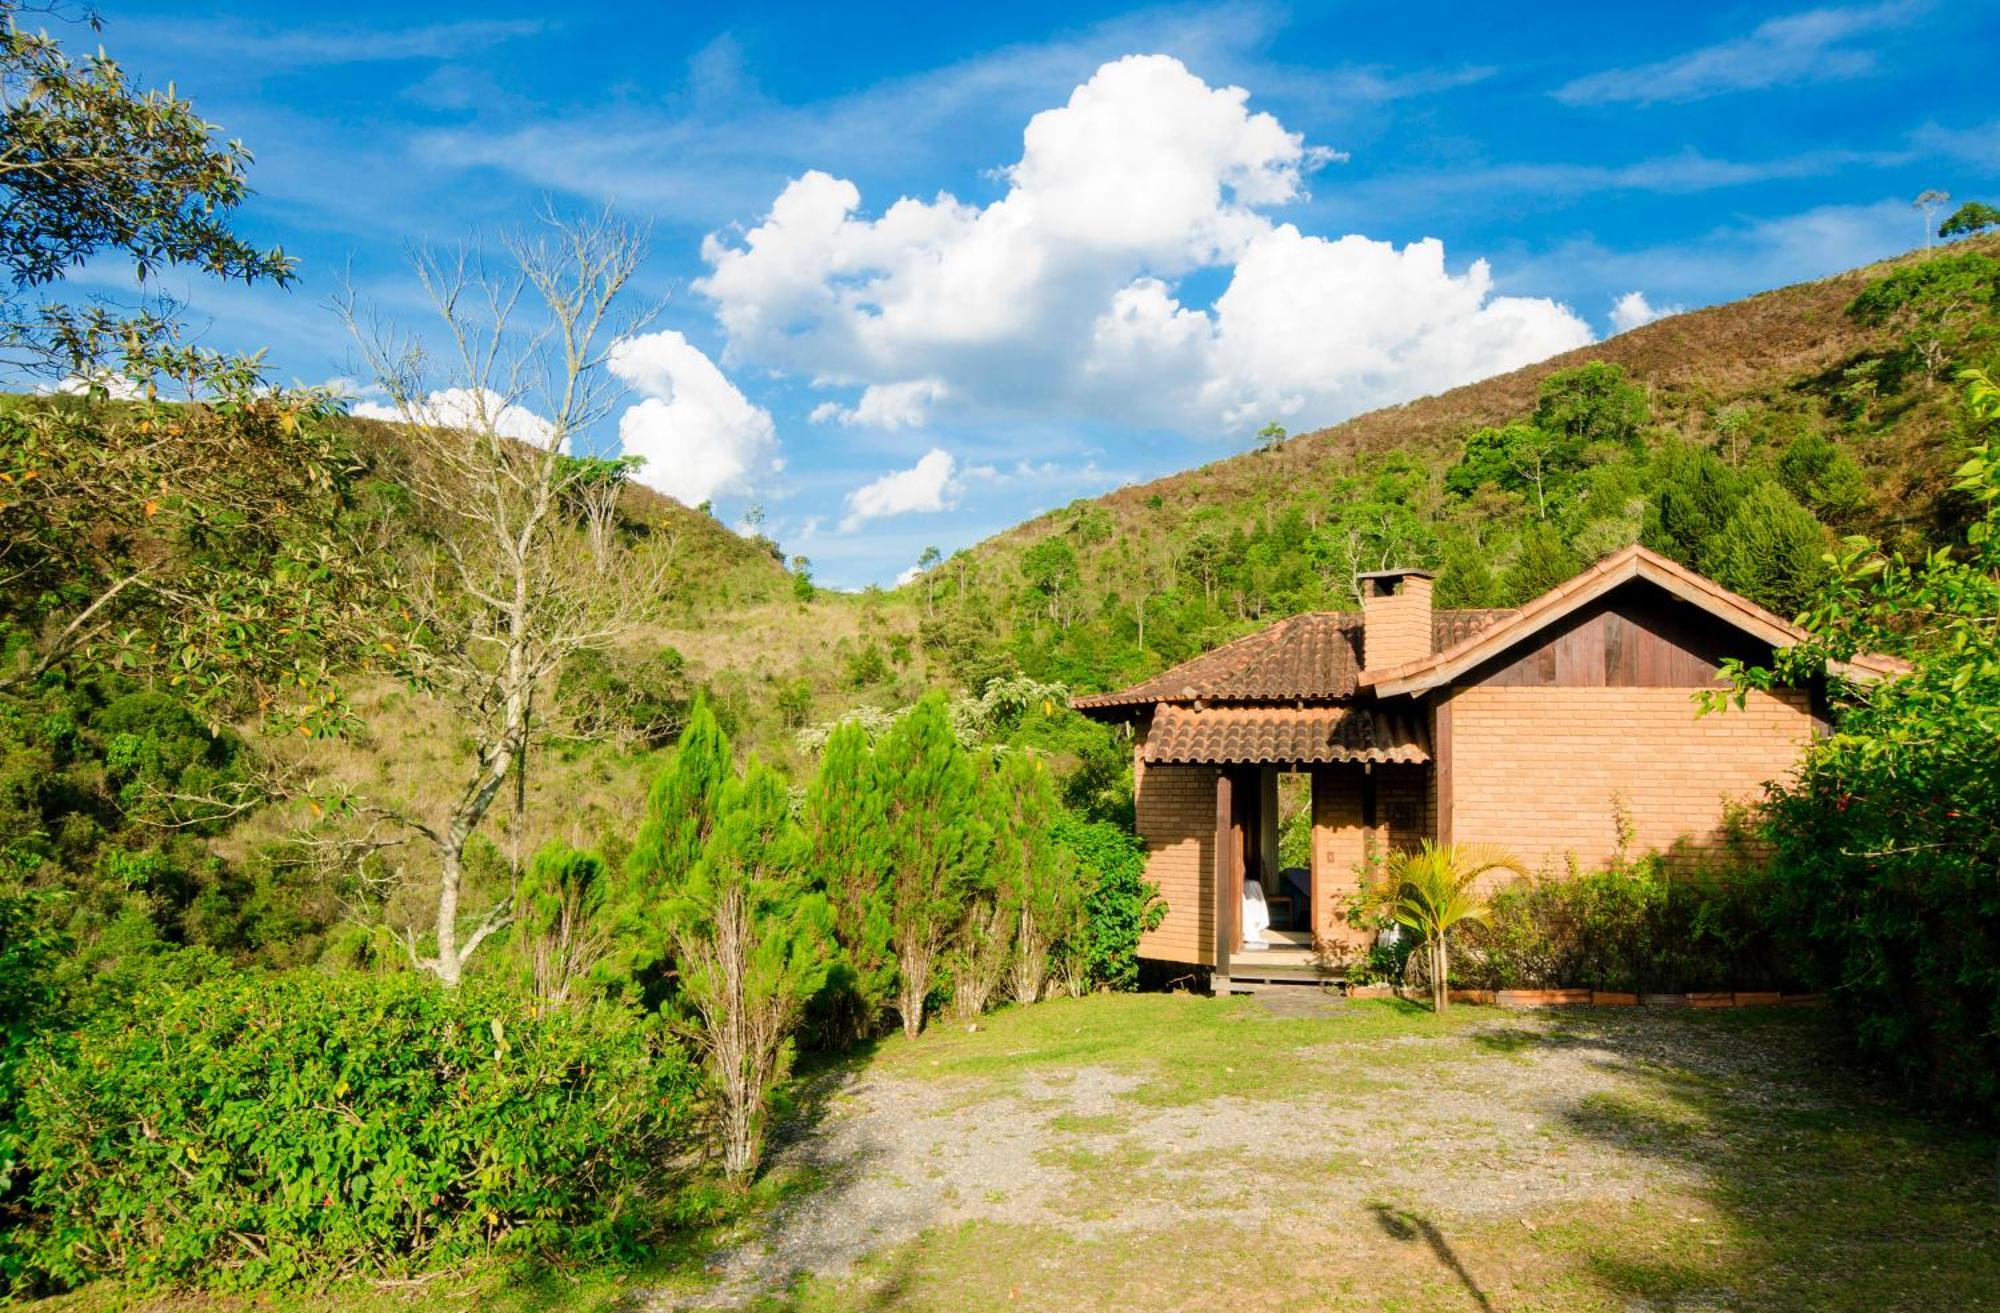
[1440, 580, 1812, 874]
[1465, 582, 1768, 690]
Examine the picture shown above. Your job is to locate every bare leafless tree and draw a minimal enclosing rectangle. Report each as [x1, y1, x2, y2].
[333, 210, 665, 986]
[1915, 189, 1951, 249]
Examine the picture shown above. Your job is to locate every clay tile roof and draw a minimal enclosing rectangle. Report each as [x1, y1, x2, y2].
[1142, 703, 1431, 766]
[1072, 608, 1513, 711]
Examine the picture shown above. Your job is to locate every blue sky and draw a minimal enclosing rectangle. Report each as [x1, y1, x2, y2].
[64, 1, 2000, 587]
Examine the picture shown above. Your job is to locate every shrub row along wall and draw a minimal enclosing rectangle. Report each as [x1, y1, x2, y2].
[5, 972, 698, 1292]
[1452, 859, 1797, 995]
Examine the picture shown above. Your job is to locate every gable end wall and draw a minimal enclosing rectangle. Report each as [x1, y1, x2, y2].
[1443, 683, 1810, 874]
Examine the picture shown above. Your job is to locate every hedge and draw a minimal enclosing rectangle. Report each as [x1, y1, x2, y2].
[7, 971, 699, 1291]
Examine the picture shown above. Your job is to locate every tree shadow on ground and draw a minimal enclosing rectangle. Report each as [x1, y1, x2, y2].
[1482, 1007, 1999, 1312]
[1368, 1202, 1497, 1312]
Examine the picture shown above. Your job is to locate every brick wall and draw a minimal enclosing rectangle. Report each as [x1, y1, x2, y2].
[1134, 762, 1217, 965]
[1311, 763, 1428, 950]
[1445, 685, 1812, 875]
[1363, 575, 1433, 670]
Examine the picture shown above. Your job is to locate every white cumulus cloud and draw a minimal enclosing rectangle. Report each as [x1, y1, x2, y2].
[608, 330, 781, 507]
[816, 378, 951, 428]
[1609, 291, 1685, 334]
[697, 54, 1590, 441]
[351, 385, 556, 446]
[840, 448, 961, 531]
[47, 371, 145, 400]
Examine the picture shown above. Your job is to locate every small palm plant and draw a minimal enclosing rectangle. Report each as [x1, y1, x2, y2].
[1388, 842, 1523, 1012]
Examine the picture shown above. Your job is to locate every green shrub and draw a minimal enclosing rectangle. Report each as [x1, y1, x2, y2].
[1053, 814, 1164, 992]
[10, 971, 699, 1292]
[1461, 858, 1796, 994]
[1712, 369, 2000, 1117]
[0, 887, 65, 1204]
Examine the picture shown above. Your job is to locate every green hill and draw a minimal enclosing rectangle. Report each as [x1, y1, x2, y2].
[6, 236, 1995, 988]
[898, 237, 2000, 697]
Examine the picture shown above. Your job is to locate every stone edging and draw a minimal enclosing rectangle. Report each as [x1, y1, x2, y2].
[1340, 984, 1824, 1009]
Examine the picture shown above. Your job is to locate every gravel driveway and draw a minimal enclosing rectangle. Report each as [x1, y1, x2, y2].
[652, 994, 1820, 1310]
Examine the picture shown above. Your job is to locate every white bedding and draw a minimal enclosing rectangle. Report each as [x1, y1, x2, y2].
[1240, 882, 1270, 950]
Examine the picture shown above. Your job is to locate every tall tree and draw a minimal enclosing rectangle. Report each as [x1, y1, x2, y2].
[0, 3, 372, 725]
[876, 693, 986, 1038]
[1938, 200, 2000, 240]
[0, 1, 294, 380]
[659, 758, 831, 1181]
[1501, 522, 1581, 602]
[600, 698, 731, 1001]
[336, 212, 664, 986]
[801, 719, 895, 1047]
[1709, 369, 2000, 1112]
[512, 840, 608, 1005]
[916, 545, 942, 616]
[1642, 440, 1746, 574]
[1533, 361, 1650, 455]
[1709, 481, 1832, 619]
[1913, 189, 1951, 248]
[1446, 422, 1577, 519]
[990, 753, 1083, 1006]
[1021, 539, 1080, 626]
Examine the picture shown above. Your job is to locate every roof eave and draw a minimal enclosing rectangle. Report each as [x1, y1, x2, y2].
[1357, 545, 1854, 697]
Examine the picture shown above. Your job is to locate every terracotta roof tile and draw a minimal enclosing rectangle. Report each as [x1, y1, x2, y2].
[1073, 609, 1512, 711]
[1142, 703, 1430, 766]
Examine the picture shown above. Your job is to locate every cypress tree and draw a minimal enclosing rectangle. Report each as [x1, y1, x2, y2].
[991, 753, 1084, 1006]
[598, 695, 731, 1002]
[663, 757, 831, 1180]
[802, 719, 896, 1047]
[1643, 440, 1746, 574]
[512, 840, 608, 1005]
[1502, 522, 1581, 602]
[1710, 481, 1832, 618]
[876, 692, 986, 1038]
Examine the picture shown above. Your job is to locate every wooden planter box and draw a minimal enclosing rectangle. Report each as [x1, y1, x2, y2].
[1590, 991, 1639, 1007]
[1346, 985, 1395, 1000]
[1447, 989, 1496, 1005]
[1687, 991, 1735, 1009]
[1641, 993, 1689, 1008]
[1778, 992, 1825, 1007]
[1497, 988, 1590, 1008]
[1732, 991, 1782, 1008]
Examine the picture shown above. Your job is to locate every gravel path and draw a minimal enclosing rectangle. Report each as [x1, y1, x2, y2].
[651, 997, 1813, 1310]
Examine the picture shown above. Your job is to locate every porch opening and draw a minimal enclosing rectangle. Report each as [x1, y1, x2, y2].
[1237, 768, 1315, 968]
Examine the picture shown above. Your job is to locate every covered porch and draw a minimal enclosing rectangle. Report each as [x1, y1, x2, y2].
[1133, 700, 1435, 991]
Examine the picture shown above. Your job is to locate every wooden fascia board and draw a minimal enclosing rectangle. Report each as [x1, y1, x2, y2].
[1361, 554, 1804, 697]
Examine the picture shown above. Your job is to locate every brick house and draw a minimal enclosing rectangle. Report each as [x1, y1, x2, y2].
[1072, 544, 1898, 989]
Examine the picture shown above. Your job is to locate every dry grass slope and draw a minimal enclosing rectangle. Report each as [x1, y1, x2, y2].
[958, 237, 1996, 575]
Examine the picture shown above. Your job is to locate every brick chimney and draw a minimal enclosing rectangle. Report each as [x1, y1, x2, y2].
[1360, 568, 1435, 671]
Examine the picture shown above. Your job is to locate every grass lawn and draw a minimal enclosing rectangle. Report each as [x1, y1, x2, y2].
[27, 993, 2000, 1312]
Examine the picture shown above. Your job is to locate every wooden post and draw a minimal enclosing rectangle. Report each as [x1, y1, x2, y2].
[1258, 767, 1280, 891]
[1434, 692, 1454, 846]
[1212, 770, 1233, 995]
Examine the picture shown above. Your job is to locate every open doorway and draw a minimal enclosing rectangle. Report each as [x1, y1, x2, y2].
[1236, 768, 1315, 965]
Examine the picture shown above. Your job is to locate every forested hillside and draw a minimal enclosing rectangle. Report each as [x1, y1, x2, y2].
[11, 237, 1995, 1005]
[904, 238, 2000, 696]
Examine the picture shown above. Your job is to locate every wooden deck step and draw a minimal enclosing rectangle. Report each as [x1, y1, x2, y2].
[1226, 960, 1337, 986]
